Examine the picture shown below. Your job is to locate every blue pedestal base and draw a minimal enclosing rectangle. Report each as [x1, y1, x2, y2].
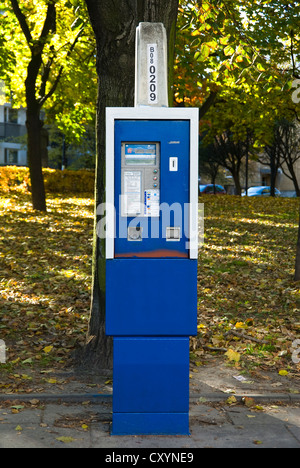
[112, 412, 189, 435]
[112, 337, 190, 435]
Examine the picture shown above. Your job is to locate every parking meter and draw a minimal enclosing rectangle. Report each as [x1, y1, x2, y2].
[102, 21, 199, 435]
[105, 107, 199, 435]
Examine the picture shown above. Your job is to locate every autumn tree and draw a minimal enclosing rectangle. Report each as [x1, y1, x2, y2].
[199, 140, 222, 187]
[0, 0, 96, 211]
[257, 119, 300, 197]
[238, 0, 300, 279]
[275, 120, 300, 197]
[80, 0, 179, 370]
[188, 1, 300, 279]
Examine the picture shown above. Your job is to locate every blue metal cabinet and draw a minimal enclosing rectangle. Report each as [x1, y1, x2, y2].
[112, 337, 190, 435]
[106, 258, 197, 336]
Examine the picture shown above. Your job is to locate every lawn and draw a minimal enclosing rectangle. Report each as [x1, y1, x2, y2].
[0, 192, 299, 392]
[196, 195, 300, 375]
[0, 193, 94, 391]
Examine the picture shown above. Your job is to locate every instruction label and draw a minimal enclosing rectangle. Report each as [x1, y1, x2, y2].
[144, 189, 160, 217]
[123, 171, 142, 216]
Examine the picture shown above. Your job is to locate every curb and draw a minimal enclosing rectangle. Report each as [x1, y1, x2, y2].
[190, 393, 300, 403]
[0, 393, 112, 403]
[0, 392, 299, 403]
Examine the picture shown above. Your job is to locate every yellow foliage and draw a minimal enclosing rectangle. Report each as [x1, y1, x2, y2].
[43, 168, 95, 193]
[225, 348, 241, 363]
[0, 166, 31, 193]
[235, 321, 247, 329]
[0, 166, 95, 194]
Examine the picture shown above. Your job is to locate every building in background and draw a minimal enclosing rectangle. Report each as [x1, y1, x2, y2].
[0, 103, 27, 166]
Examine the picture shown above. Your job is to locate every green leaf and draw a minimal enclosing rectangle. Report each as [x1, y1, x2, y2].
[257, 63, 265, 72]
[224, 45, 235, 56]
[198, 43, 211, 61]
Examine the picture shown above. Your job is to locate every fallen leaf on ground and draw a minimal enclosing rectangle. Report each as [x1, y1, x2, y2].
[56, 436, 76, 443]
[225, 349, 241, 363]
[226, 395, 237, 405]
[242, 397, 255, 408]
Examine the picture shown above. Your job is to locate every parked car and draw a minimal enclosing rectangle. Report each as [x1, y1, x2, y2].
[242, 186, 281, 197]
[199, 184, 226, 195]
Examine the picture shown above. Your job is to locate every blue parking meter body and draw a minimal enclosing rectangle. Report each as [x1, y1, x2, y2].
[105, 107, 199, 435]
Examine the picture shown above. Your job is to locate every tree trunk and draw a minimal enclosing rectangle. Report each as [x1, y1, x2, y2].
[292, 171, 300, 197]
[26, 110, 47, 212]
[25, 44, 47, 212]
[232, 171, 242, 196]
[270, 151, 277, 197]
[199, 91, 217, 119]
[281, 161, 300, 197]
[79, 0, 179, 371]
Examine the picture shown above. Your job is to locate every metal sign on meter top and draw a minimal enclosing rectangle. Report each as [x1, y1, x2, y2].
[135, 22, 168, 108]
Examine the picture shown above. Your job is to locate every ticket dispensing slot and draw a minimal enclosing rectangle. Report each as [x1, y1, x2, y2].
[121, 142, 160, 223]
[166, 226, 180, 241]
[169, 157, 178, 172]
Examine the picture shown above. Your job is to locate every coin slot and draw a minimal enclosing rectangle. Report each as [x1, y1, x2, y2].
[128, 226, 143, 241]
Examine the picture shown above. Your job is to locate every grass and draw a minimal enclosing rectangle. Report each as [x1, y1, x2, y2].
[196, 195, 300, 374]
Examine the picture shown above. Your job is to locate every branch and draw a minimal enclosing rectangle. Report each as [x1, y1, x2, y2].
[38, 29, 83, 106]
[39, 55, 55, 101]
[199, 91, 218, 119]
[10, 0, 32, 45]
[290, 31, 300, 79]
[225, 329, 268, 344]
[40, 1, 56, 42]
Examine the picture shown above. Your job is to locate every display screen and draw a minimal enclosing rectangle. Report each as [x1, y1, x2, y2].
[124, 143, 157, 165]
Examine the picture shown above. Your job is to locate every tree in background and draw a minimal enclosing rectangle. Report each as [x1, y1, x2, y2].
[0, 0, 96, 211]
[213, 130, 253, 195]
[199, 140, 222, 188]
[48, 124, 96, 170]
[276, 120, 300, 198]
[193, 1, 300, 279]
[257, 119, 300, 197]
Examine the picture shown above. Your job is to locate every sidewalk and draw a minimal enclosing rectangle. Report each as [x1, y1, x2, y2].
[0, 360, 299, 449]
[0, 392, 299, 448]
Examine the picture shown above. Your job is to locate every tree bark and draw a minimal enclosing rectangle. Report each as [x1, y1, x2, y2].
[26, 110, 46, 211]
[231, 171, 242, 196]
[25, 54, 47, 211]
[79, 0, 179, 371]
[199, 91, 217, 120]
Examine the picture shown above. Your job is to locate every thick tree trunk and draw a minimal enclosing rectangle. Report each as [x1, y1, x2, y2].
[79, 0, 179, 371]
[26, 110, 47, 212]
[25, 38, 47, 212]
